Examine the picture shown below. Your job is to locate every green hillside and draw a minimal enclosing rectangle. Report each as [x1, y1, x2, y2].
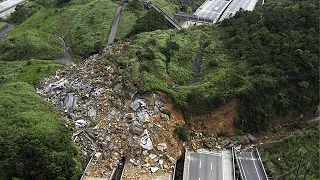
[119, 0, 319, 132]
[0, 0, 117, 61]
[261, 127, 320, 179]
[0, 60, 82, 179]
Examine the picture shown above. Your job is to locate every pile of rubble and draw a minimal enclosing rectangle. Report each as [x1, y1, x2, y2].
[188, 130, 260, 151]
[37, 52, 184, 178]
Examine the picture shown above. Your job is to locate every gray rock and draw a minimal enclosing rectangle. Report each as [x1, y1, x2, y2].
[150, 166, 159, 173]
[64, 93, 77, 109]
[130, 99, 147, 111]
[124, 113, 135, 122]
[88, 108, 97, 117]
[129, 121, 144, 135]
[142, 150, 148, 156]
[137, 110, 150, 123]
[221, 139, 231, 147]
[109, 109, 116, 117]
[106, 136, 111, 141]
[158, 143, 167, 151]
[149, 154, 157, 160]
[130, 100, 140, 111]
[247, 134, 257, 143]
[140, 130, 153, 150]
[94, 152, 102, 159]
[101, 142, 108, 150]
[154, 105, 160, 113]
[75, 119, 86, 127]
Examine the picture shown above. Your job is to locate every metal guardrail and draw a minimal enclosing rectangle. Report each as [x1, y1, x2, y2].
[151, 4, 182, 29]
[175, 13, 214, 23]
[255, 148, 269, 180]
[231, 147, 236, 180]
[234, 150, 246, 180]
[109, 168, 117, 180]
[119, 160, 126, 180]
[172, 159, 177, 180]
[80, 155, 94, 180]
[182, 149, 189, 180]
[141, 1, 182, 29]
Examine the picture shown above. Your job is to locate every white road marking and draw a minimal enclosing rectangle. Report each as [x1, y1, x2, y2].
[251, 152, 261, 180]
[238, 155, 248, 180]
[222, 150, 225, 180]
[211, 162, 213, 170]
[199, 160, 201, 168]
[186, 152, 190, 180]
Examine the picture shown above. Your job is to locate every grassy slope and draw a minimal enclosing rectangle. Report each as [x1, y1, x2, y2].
[261, 127, 320, 179]
[118, 6, 147, 40]
[0, 60, 82, 179]
[0, 60, 62, 86]
[150, 0, 178, 15]
[0, 0, 117, 61]
[119, 25, 248, 114]
[120, 0, 319, 133]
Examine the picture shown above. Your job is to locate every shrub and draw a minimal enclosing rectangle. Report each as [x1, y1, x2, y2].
[174, 125, 187, 141]
[162, 109, 171, 118]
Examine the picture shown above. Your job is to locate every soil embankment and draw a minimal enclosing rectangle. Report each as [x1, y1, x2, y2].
[191, 98, 238, 135]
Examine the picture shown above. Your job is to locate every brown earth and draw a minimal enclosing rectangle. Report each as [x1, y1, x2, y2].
[270, 109, 299, 127]
[190, 98, 238, 136]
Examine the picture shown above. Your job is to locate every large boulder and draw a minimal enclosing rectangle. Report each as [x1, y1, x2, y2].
[64, 93, 77, 109]
[129, 121, 144, 135]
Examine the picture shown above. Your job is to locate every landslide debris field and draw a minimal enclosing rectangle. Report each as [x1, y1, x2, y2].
[37, 47, 185, 178]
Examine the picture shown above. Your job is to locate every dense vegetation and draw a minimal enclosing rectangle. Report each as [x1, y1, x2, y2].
[128, 9, 174, 37]
[150, 0, 204, 14]
[0, 0, 117, 61]
[221, 0, 319, 132]
[0, 60, 82, 179]
[119, 0, 319, 132]
[261, 127, 320, 179]
[0, 22, 7, 30]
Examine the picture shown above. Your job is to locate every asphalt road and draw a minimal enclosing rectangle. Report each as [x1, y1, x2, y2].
[193, 0, 230, 23]
[184, 149, 234, 180]
[55, 35, 73, 64]
[0, 22, 14, 41]
[236, 151, 267, 180]
[219, 0, 259, 21]
[0, 0, 26, 14]
[107, 5, 122, 45]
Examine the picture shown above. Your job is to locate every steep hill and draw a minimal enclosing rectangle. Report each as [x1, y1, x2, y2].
[118, 0, 319, 132]
[0, 0, 117, 61]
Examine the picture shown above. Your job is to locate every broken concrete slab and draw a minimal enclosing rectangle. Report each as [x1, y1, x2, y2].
[64, 93, 77, 109]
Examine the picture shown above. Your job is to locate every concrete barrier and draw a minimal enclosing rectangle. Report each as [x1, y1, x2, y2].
[80, 155, 94, 180]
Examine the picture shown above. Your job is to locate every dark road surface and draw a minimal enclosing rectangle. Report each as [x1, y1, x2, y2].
[184, 149, 234, 180]
[55, 35, 73, 64]
[236, 149, 268, 180]
[107, 5, 122, 45]
[0, 22, 14, 41]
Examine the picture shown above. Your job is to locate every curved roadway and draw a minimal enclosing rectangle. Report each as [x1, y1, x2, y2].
[0, 0, 26, 14]
[0, 22, 14, 41]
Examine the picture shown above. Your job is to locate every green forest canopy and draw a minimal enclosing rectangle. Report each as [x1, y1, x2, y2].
[119, 0, 319, 132]
[0, 60, 82, 179]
